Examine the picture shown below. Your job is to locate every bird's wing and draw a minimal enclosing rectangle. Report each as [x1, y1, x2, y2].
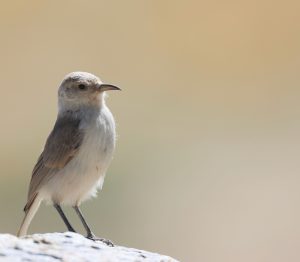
[41, 116, 83, 169]
[25, 116, 83, 210]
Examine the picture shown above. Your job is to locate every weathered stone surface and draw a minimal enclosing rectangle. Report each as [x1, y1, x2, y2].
[0, 232, 178, 262]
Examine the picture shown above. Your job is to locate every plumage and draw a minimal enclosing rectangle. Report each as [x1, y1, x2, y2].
[17, 72, 120, 238]
[39, 106, 116, 206]
[27, 116, 84, 208]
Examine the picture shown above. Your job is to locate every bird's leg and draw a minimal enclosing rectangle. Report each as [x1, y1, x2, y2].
[53, 204, 76, 232]
[73, 206, 114, 247]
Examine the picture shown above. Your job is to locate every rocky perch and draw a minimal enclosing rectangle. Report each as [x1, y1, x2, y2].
[0, 232, 178, 262]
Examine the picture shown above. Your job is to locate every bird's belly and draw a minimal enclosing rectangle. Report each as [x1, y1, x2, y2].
[43, 119, 115, 206]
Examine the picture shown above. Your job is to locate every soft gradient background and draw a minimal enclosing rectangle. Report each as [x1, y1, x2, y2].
[1, 1, 300, 261]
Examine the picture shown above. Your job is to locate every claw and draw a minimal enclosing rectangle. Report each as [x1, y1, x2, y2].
[87, 235, 114, 247]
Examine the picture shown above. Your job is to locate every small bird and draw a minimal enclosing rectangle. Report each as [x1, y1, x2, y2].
[17, 72, 120, 246]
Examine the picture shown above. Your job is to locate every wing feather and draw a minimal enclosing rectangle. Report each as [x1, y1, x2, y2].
[26, 116, 83, 206]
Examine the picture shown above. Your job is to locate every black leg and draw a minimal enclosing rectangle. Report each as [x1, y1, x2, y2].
[73, 206, 93, 237]
[54, 204, 76, 232]
[73, 206, 114, 247]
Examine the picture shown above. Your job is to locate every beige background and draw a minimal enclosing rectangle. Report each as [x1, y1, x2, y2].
[1, 1, 300, 261]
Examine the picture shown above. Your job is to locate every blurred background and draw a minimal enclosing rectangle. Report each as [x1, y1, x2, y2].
[0, 1, 300, 261]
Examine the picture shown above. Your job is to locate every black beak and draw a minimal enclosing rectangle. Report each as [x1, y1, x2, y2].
[99, 84, 121, 91]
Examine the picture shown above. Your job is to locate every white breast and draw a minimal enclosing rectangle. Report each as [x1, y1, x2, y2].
[42, 106, 116, 206]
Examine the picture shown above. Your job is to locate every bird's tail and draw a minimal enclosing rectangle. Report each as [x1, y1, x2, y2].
[17, 194, 42, 237]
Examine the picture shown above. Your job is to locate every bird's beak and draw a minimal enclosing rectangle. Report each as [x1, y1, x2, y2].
[99, 84, 121, 92]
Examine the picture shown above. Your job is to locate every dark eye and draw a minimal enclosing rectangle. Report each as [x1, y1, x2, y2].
[78, 84, 86, 90]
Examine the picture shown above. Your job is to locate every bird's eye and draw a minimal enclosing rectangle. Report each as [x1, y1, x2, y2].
[78, 84, 86, 90]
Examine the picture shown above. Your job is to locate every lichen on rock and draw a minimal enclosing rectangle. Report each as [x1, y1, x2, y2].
[0, 232, 178, 262]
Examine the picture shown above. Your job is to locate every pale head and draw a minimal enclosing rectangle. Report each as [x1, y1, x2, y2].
[58, 72, 120, 112]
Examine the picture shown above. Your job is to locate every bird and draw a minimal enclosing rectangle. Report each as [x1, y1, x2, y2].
[17, 72, 121, 246]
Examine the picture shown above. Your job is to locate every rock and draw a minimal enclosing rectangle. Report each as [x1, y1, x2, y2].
[0, 232, 179, 262]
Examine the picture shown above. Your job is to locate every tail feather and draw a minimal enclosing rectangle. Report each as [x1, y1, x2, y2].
[17, 194, 41, 237]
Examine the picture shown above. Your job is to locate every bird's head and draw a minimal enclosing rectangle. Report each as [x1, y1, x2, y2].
[58, 72, 120, 111]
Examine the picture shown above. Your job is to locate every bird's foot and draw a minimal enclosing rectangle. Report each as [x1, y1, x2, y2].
[87, 233, 114, 247]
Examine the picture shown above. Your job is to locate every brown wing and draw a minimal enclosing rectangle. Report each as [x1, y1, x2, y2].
[25, 115, 83, 211]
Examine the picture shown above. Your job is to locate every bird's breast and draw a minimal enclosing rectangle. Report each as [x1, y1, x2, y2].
[76, 107, 116, 174]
